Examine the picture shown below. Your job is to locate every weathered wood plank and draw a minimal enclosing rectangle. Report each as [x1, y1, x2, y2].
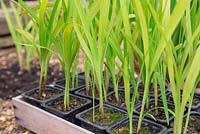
[0, 36, 14, 48]
[0, 1, 39, 36]
[0, 9, 10, 36]
[12, 96, 94, 134]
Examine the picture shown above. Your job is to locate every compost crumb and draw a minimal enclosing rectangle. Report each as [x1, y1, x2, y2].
[82, 107, 124, 127]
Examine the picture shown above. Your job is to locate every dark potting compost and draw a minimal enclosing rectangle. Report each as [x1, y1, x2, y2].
[106, 116, 167, 134]
[22, 85, 63, 106]
[167, 112, 200, 134]
[53, 72, 86, 92]
[43, 94, 91, 124]
[76, 104, 127, 134]
[134, 99, 174, 125]
[106, 89, 141, 111]
[167, 91, 200, 110]
[75, 86, 113, 101]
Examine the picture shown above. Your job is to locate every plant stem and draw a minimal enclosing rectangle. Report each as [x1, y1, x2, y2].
[85, 57, 91, 96]
[39, 68, 47, 98]
[105, 68, 110, 92]
[129, 114, 133, 134]
[96, 73, 104, 118]
[137, 77, 149, 133]
[174, 107, 184, 134]
[103, 69, 109, 102]
[64, 71, 70, 111]
[26, 52, 31, 71]
[72, 53, 79, 88]
[92, 79, 95, 122]
[153, 75, 158, 114]
[112, 74, 119, 103]
[16, 46, 23, 71]
[99, 89, 104, 118]
[38, 55, 49, 98]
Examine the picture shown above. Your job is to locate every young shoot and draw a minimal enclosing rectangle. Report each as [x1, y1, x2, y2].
[18, 0, 62, 98]
[73, 0, 115, 117]
[146, 0, 200, 133]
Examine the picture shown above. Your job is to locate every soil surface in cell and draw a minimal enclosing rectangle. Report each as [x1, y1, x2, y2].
[112, 121, 161, 134]
[79, 87, 113, 98]
[184, 115, 200, 134]
[110, 76, 132, 88]
[169, 115, 200, 134]
[56, 78, 85, 90]
[82, 107, 124, 127]
[47, 96, 86, 112]
[107, 91, 140, 109]
[117, 77, 126, 87]
[139, 101, 173, 122]
[192, 96, 200, 106]
[138, 84, 161, 98]
[168, 93, 200, 107]
[29, 88, 62, 100]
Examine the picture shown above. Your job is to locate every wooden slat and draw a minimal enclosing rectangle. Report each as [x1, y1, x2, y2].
[0, 1, 39, 36]
[0, 36, 14, 48]
[0, 9, 10, 36]
[12, 96, 94, 134]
